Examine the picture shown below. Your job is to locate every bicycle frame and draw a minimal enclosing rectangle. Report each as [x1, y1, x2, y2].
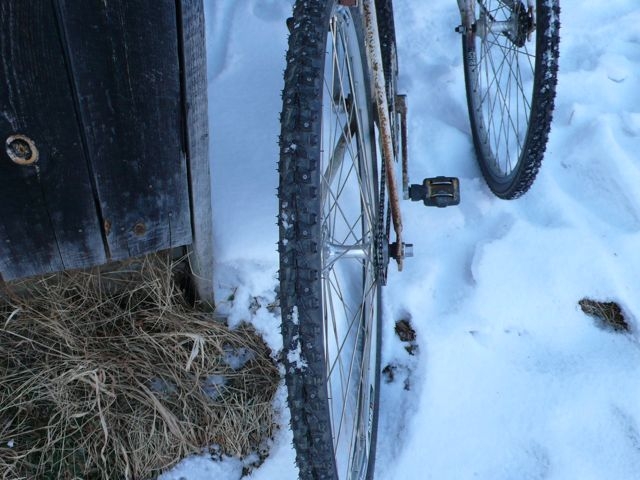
[361, 0, 406, 269]
[358, 0, 538, 270]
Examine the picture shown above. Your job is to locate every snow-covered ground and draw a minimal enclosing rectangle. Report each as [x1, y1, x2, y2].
[161, 0, 640, 478]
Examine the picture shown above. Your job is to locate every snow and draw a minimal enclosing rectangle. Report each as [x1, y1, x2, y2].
[162, 0, 640, 478]
[158, 452, 243, 480]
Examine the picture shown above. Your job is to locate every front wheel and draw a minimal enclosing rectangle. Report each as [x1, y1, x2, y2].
[463, 0, 560, 199]
[278, 1, 382, 479]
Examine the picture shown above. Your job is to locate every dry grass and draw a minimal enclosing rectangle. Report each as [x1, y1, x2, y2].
[0, 254, 279, 479]
[579, 298, 629, 332]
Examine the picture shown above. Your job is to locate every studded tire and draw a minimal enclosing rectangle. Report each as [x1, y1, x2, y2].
[278, 1, 383, 479]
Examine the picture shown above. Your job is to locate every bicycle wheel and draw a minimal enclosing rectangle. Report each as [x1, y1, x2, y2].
[278, 1, 382, 479]
[462, 0, 560, 198]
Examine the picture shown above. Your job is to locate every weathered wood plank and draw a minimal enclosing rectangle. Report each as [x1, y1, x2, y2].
[56, 0, 193, 261]
[178, 0, 215, 306]
[0, 0, 107, 280]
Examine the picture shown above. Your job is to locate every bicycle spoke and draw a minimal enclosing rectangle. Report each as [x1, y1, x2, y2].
[319, 6, 379, 479]
[464, 0, 559, 198]
[472, 0, 537, 176]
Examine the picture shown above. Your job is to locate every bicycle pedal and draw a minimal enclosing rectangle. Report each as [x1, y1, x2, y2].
[409, 177, 460, 208]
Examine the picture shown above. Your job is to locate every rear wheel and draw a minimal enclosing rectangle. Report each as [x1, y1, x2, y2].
[278, 1, 382, 479]
[462, 0, 560, 198]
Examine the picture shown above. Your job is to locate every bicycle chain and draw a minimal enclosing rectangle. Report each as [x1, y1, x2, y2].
[376, 150, 389, 286]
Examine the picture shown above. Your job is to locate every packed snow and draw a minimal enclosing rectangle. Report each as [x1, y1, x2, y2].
[161, 0, 640, 478]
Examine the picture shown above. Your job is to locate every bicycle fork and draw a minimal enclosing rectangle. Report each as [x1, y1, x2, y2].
[361, 0, 460, 271]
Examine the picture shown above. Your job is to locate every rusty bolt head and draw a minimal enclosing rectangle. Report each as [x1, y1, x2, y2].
[133, 222, 146, 236]
[6, 134, 38, 165]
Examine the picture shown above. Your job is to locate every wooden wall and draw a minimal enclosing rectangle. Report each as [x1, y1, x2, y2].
[0, 0, 210, 289]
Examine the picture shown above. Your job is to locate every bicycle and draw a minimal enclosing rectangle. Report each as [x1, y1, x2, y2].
[277, 0, 560, 478]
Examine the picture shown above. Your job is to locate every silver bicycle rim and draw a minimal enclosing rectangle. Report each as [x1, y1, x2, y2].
[321, 7, 378, 479]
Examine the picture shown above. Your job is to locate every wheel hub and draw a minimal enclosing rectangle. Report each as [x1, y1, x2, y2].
[505, 2, 535, 48]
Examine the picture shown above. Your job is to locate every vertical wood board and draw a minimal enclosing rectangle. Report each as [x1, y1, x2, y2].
[0, 0, 107, 280]
[57, 0, 193, 261]
[178, 0, 214, 306]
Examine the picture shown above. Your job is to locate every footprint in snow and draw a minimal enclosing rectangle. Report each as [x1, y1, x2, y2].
[611, 405, 640, 453]
[621, 112, 640, 137]
[468, 212, 517, 285]
[378, 316, 421, 464]
[250, 0, 291, 23]
[382, 319, 418, 389]
[205, 0, 241, 79]
[553, 120, 640, 233]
